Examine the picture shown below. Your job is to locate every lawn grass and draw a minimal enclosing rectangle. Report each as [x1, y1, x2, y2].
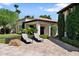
[0, 39, 5, 43]
[0, 34, 20, 43]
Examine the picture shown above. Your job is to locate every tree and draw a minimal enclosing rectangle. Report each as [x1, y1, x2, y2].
[39, 15, 51, 19]
[25, 15, 34, 19]
[58, 13, 65, 39]
[0, 8, 18, 34]
[13, 4, 20, 33]
[14, 4, 21, 14]
[14, 4, 19, 9]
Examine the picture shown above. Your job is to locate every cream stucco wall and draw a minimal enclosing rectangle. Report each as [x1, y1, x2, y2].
[16, 21, 22, 33]
[16, 20, 57, 37]
[24, 21, 56, 36]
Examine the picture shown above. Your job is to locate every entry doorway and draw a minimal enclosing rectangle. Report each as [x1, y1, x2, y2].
[40, 26, 45, 35]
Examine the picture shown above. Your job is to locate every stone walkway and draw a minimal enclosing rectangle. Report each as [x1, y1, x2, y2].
[0, 39, 79, 56]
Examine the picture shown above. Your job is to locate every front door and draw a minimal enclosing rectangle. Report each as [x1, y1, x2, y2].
[40, 26, 45, 35]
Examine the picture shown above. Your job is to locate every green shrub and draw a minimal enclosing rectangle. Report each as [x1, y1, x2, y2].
[28, 35, 34, 38]
[0, 34, 21, 43]
[16, 31, 22, 34]
[61, 37, 79, 48]
[21, 27, 37, 38]
[22, 27, 37, 34]
[0, 34, 20, 39]
[39, 34, 49, 39]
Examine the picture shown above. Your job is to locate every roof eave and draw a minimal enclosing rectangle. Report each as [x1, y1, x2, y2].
[23, 20, 57, 23]
[57, 3, 77, 14]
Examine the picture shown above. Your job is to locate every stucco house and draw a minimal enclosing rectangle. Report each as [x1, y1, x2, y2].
[16, 17, 57, 37]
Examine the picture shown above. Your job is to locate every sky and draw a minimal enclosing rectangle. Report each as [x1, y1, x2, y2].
[0, 3, 70, 21]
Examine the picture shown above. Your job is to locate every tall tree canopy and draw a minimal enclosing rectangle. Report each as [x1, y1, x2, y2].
[0, 8, 18, 33]
[58, 13, 65, 39]
[39, 15, 51, 19]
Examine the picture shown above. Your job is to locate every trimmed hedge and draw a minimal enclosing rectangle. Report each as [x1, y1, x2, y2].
[61, 37, 79, 48]
[0, 34, 20, 43]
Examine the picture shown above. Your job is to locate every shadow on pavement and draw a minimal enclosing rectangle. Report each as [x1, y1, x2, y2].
[49, 37, 79, 52]
[32, 36, 42, 42]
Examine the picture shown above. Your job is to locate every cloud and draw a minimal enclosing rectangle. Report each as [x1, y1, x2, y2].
[41, 3, 70, 12]
[56, 3, 70, 8]
[44, 8, 58, 12]
[2, 3, 12, 6]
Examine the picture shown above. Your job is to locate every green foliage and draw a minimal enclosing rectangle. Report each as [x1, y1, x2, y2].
[39, 34, 49, 39]
[14, 4, 21, 14]
[58, 4, 79, 39]
[0, 8, 18, 26]
[0, 8, 18, 33]
[25, 15, 34, 19]
[66, 4, 79, 39]
[0, 34, 20, 39]
[14, 4, 19, 8]
[22, 27, 37, 35]
[0, 34, 20, 43]
[58, 4, 79, 48]
[21, 26, 37, 38]
[58, 13, 65, 39]
[16, 31, 22, 35]
[40, 15, 51, 19]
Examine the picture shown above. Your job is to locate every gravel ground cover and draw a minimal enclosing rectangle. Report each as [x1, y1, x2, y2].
[0, 39, 79, 56]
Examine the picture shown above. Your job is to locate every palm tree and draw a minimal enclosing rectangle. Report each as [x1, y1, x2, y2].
[14, 4, 18, 10]
[16, 9, 21, 14]
[14, 4, 20, 33]
[14, 4, 21, 14]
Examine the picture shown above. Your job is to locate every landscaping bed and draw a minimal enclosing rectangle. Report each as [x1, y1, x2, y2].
[60, 37, 79, 48]
[0, 34, 21, 43]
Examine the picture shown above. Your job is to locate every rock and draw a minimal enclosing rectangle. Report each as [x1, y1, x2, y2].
[9, 39, 21, 46]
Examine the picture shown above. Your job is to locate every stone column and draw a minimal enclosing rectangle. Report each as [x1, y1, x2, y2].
[49, 25, 51, 37]
[64, 11, 68, 37]
[36, 22, 40, 35]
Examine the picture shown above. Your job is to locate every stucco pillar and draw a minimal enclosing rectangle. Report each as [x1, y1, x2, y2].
[64, 11, 67, 37]
[49, 25, 51, 37]
[36, 23, 40, 35]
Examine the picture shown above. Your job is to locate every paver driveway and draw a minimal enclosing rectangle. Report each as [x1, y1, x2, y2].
[0, 39, 79, 56]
